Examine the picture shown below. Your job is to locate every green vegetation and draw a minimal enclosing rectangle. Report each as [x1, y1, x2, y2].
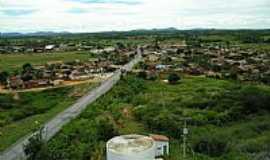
[1, 29, 270, 159]
[27, 74, 270, 160]
[168, 73, 181, 84]
[24, 129, 48, 160]
[0, 52, 94, 72]
[0, 71, 9, 85]
[0, 83, 97, 151]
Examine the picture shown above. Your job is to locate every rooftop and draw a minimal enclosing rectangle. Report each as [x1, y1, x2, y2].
[107, 134, 154, 154]
[150, 134, 169, 142]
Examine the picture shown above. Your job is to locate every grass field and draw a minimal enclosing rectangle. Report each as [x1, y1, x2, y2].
[42, 74, 270, 160]
[0, 51, 94, 72]
[0, 82, 97, 152]
[239, 43, 270, 52]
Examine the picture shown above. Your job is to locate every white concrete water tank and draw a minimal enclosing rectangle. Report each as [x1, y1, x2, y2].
[107, 134, 155, 160]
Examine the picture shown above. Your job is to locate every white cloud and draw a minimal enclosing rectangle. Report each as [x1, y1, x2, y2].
[0, 0, 269, 32]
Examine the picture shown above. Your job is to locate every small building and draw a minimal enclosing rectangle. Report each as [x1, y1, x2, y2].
[33, 47, 44, 53]
[150, 134, 169, 157]
[52, 80, 64, 86]
[104, 47, 116, 53]
[107, 134, 155, 160]
[107, 134, 169, 160]
[147, 55, 160, 62]
[8, 76, 24, 89]
[24, 79, 50, 89]
[45, 45, 55, 51]
[155, 64, 171, 70]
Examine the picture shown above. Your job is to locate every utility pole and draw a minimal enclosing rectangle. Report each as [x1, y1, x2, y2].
[182, 117, 191, 160]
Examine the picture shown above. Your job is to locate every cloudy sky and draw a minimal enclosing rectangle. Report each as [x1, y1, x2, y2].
[0, 0, 270, 33]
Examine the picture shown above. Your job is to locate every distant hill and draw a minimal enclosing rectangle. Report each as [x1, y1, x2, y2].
[0, 28, 181, 38]
[0, 31, 71, 37]
[1, 28, 270, 38]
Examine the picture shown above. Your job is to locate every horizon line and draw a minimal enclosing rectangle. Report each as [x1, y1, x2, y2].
[1, 27, 270, 34]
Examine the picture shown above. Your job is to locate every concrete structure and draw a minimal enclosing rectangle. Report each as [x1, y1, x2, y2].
[107, 134, 169, 160]
[107, 135, 156, 160]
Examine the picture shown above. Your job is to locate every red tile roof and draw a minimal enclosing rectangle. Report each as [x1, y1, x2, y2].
[150, 134, 169, 142]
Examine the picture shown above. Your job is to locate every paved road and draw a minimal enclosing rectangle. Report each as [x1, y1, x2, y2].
[0, 48, 142, 160]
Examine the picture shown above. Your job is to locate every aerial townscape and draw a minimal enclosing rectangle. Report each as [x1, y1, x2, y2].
[1, 29, 270, 160]
[0, 0, 270, 160]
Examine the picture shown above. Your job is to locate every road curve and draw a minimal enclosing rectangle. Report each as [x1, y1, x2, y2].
[0, 48, 142, 160]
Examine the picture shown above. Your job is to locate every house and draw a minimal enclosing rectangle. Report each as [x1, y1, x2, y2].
[69, 70, 94, 81]
[88, 58, 99, 64]
[147, 55, 160, 62]
[12, 46, 25, 53]
[52, 80, 64, 86]
[90, 49, 104, 54]
[69, 74, 94, 81]
[8, 76, 24, 89]
[104, 47, 115, 53]
[156, 64, 171, 70]
[150, 134, 169, 157]
[24, 79, 50, 89]
[33, 47, 44, 53]
[164, 48, 178, 54]
[170, 43, 187, 49]
[108, 65, 122, 70]
[206, 71, 222, 79]
[45, 45, 55, 51]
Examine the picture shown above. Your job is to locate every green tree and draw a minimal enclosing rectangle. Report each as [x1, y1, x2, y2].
[168, 73, 181, 84]
[0, 71, 9, 85]
[137, 71, 147, 79]
[24, 129, 50, 160]
[96, 116, 119, 141]
[116, 42, 126, 50]
[22, 63, 33, 73]
[22, 63, 34, 81]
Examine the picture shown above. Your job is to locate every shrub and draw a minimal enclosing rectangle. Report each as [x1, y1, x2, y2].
[168, 73, 181, 84]
[239, 86, 270, 114]
[0, 95, 17, 110]
[0, 71, 9, 85]
[24, 129, 49, 160]
[193, 134, 229, 157]
[11, 110, 29, 121]
[0, 119, 6, 127]
[147, 71, 158, 81]
[22, 63, 34, 73]
[96, 116, 119, 141]
[137, 71, 147, 79]
[254, 152, 270, 160]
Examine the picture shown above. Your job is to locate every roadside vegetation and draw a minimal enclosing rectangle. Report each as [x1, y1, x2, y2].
[0, 83, 97, 152]
[25, 74, 270, 160]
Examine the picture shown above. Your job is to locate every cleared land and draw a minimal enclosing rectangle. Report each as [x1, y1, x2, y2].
[0, 82, 97, 152]
[43, 74, 270, 160]
[0, 52, 94, 72]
